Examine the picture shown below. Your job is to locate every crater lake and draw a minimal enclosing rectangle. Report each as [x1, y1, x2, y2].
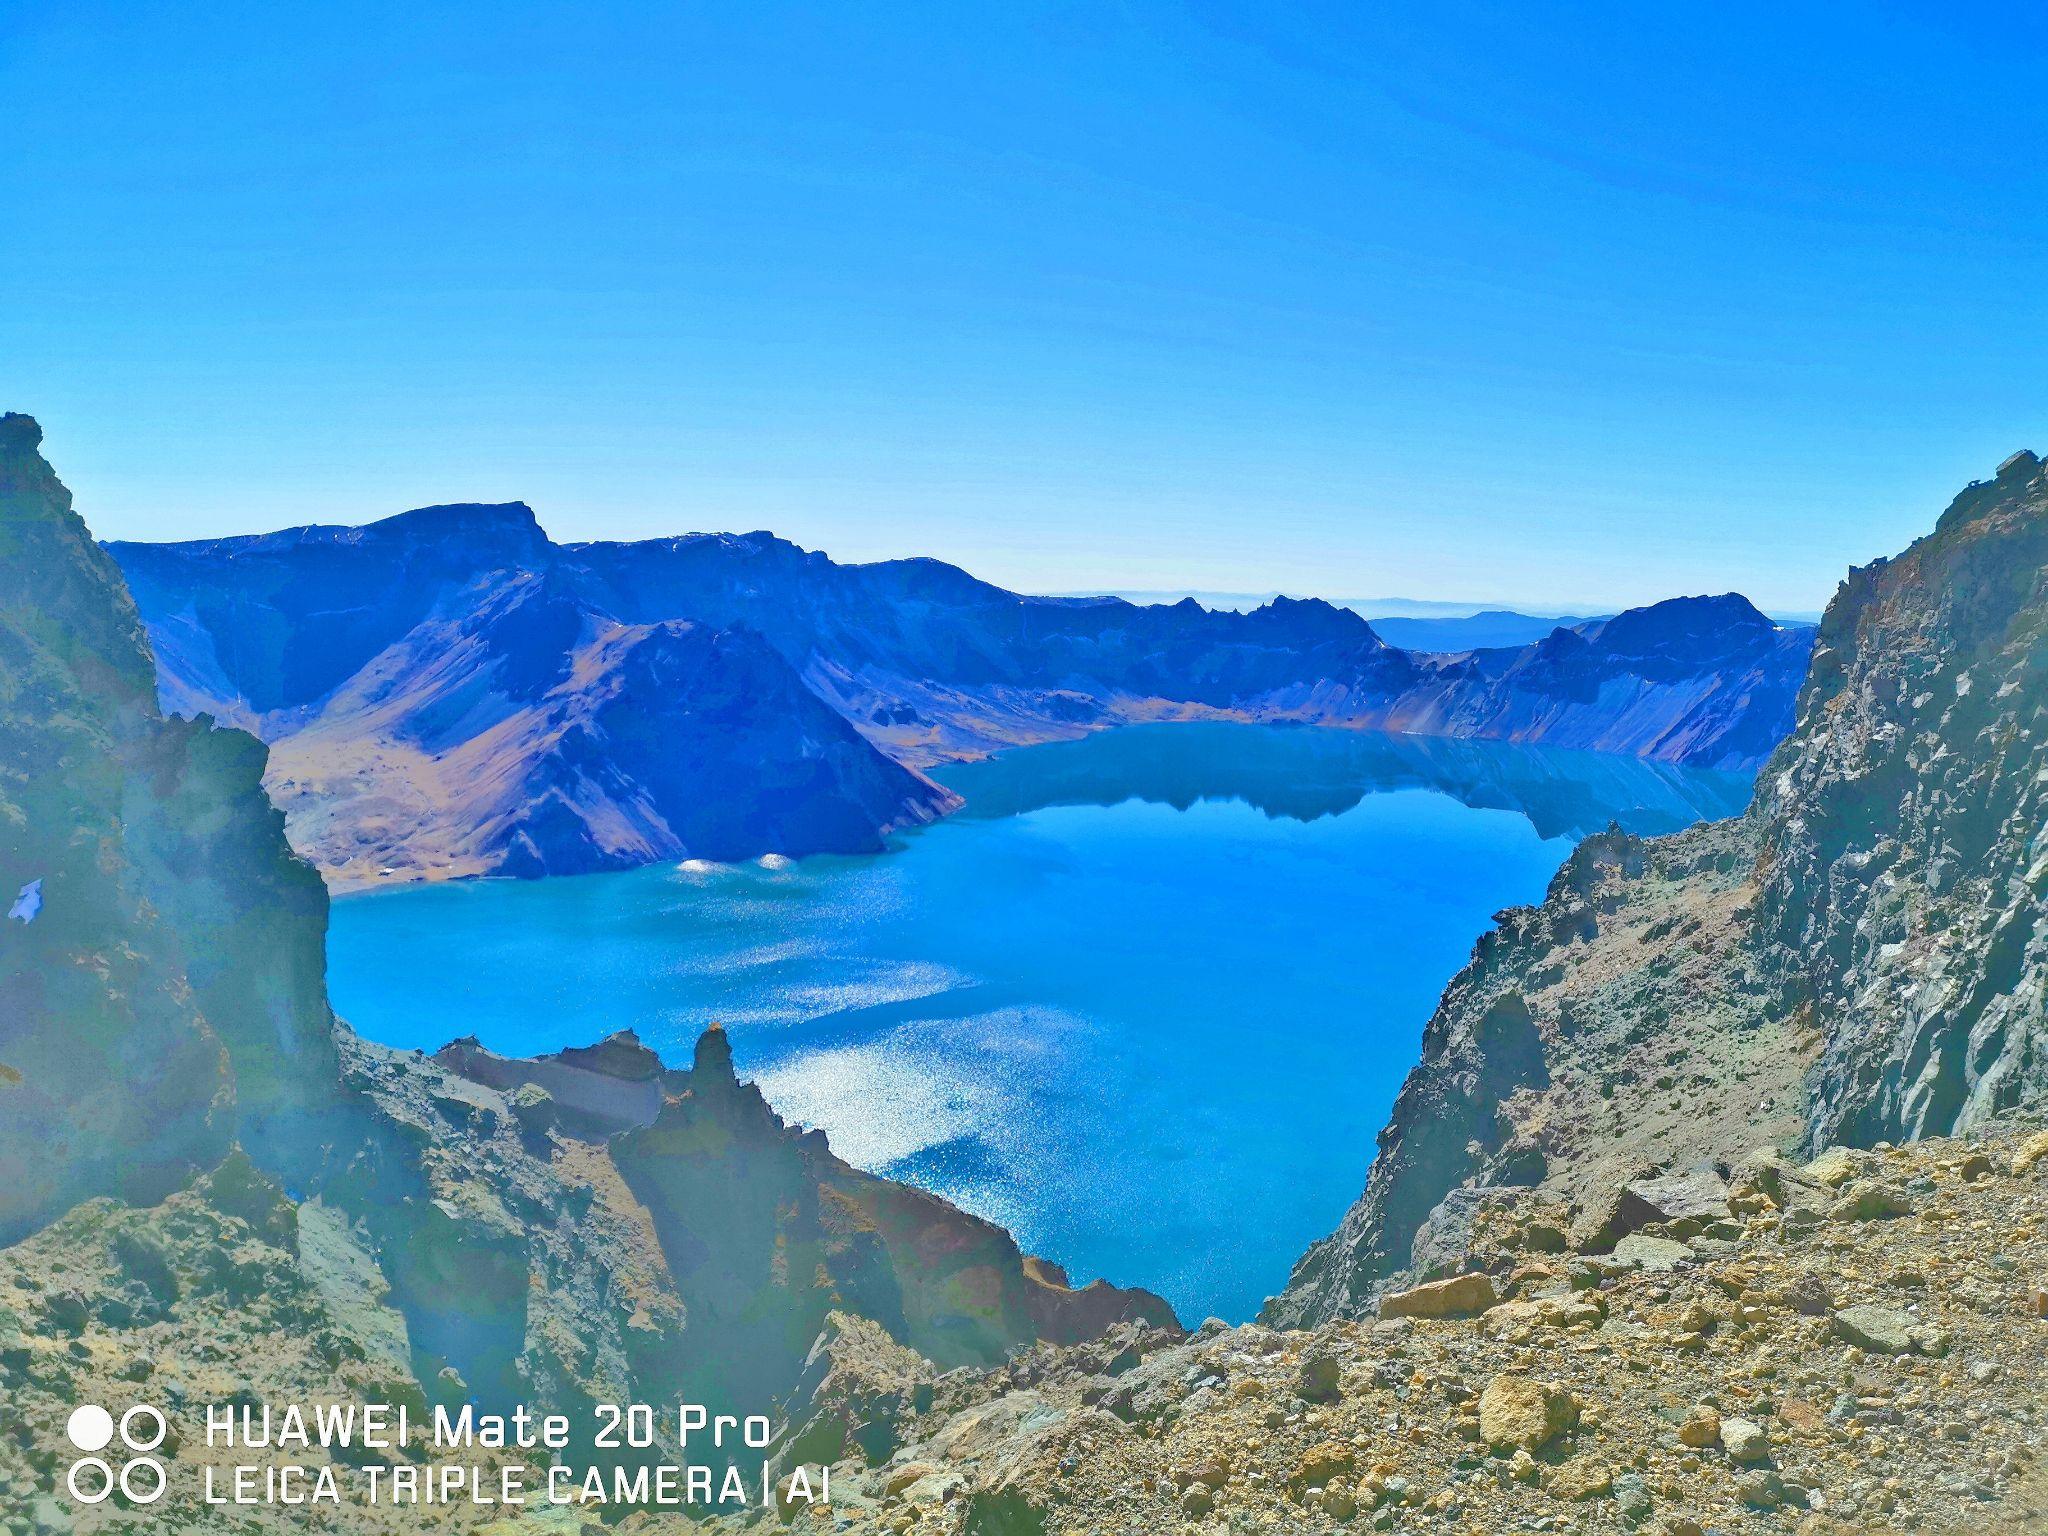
[326, 724, 1751, 1322]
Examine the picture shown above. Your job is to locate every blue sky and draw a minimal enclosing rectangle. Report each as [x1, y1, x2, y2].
[3, 2, 2042, 611]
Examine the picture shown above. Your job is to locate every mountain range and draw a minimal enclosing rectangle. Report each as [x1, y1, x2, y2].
[108, 510, 1812, 887]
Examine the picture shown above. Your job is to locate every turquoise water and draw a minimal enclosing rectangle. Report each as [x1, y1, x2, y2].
[327, 724, 1749, 1322]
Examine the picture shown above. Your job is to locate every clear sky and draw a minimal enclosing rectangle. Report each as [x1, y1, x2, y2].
[3, 2, 2042, 612]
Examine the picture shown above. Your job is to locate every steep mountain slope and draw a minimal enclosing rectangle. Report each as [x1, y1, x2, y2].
[0, 412, 354, 1243]
[115, 514, 958, 886]
[110, 516, 1809, 886]
[1270, 449, 2048, 1328]
[1757, 449, 2048, 1145]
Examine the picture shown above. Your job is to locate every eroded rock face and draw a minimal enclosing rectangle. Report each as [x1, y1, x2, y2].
[0, 413, 356, 1243]
[1272, 450, 2048, 1327]
[1756, 448, 2048, 1144]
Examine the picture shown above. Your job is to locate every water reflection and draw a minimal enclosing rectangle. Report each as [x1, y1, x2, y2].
[937, 722, 1753, 842]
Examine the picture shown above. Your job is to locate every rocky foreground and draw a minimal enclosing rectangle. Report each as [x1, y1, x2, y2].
[4, 1126, 2040, 1536]
[676, 1131, 2048, 1536]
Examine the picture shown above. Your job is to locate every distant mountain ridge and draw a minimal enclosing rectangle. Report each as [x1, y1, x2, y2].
[1365, 609, 1597, 651]
[115, 507, 959, 887]
[109, 509, 1812, 886]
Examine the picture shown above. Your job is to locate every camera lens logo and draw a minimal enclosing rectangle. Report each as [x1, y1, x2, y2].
[65, 1403, 167, 1505]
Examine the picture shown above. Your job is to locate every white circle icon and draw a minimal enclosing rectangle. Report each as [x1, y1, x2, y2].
[120, 1457, 168, 1504]
[119, 1404, 167, 1452]
[66, 1405, 115, 1453]
[66, 1457, 114, 1504]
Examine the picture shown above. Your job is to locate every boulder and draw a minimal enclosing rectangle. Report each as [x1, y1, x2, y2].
[1828, 1181, 1913, 1221]
[1477, 1375, 1578, 1452]
[1799, 1147, 1868, 1188]
[1547, 1460, 1613, 1500]
[1288, 1441, 1355, 1491]
[1610, 1234, 1692, 1273]
[1719, 1418, 1769, 1464]
[1737, 1469, 1787, 1508]
[2012, 1129, 2048, 1177]
[1676, 1407, 1721, 1448]
[1378, 1271, 1498, 1319]
[1582, 1165, 1730, 1249]
[1295, 1349, 1343, 1402]
[1832, 1303, 1916, 1355]
[1781, 1271, 1834, 1316]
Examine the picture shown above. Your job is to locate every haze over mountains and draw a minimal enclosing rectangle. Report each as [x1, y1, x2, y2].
[108, 507, 1812, 887]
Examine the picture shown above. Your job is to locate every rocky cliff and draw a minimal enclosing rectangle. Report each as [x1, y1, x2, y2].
[0, 412, 355, 1244]
[1271, 450, 2048, 1330]
[1756, 449, 2048, 1145]
[110, 516, 1808, 887]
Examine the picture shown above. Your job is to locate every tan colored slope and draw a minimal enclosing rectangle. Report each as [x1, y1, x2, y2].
[1271, 817, 1819, 1327]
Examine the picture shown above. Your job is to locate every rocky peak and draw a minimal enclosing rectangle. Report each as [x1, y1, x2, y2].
[1584, 592, 1775, 657]
[0, 410, 43, 455]
[552, 1028, 665, 1082]
[0, 414, 157, 713]
[1996, 447, 2040, 481]
[692, 1022, 737, 1083]
[355, 500, 552, 566]
[1757, 447, 2048, 1144]
[1241, 593, 1380, 647]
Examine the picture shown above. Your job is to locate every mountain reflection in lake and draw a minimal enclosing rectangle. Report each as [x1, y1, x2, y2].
[329, 724, 1752, 1322]
[939, 722, 1751, 838]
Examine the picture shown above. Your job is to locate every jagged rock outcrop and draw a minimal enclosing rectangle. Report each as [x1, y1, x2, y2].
[109, 514, 1808, 886]
[605, 1026, 1176, 1408]
[1756, 448, 2048, 1144]
[0, 412, 355, 1243]
[1272, 450, 2048, 1327]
